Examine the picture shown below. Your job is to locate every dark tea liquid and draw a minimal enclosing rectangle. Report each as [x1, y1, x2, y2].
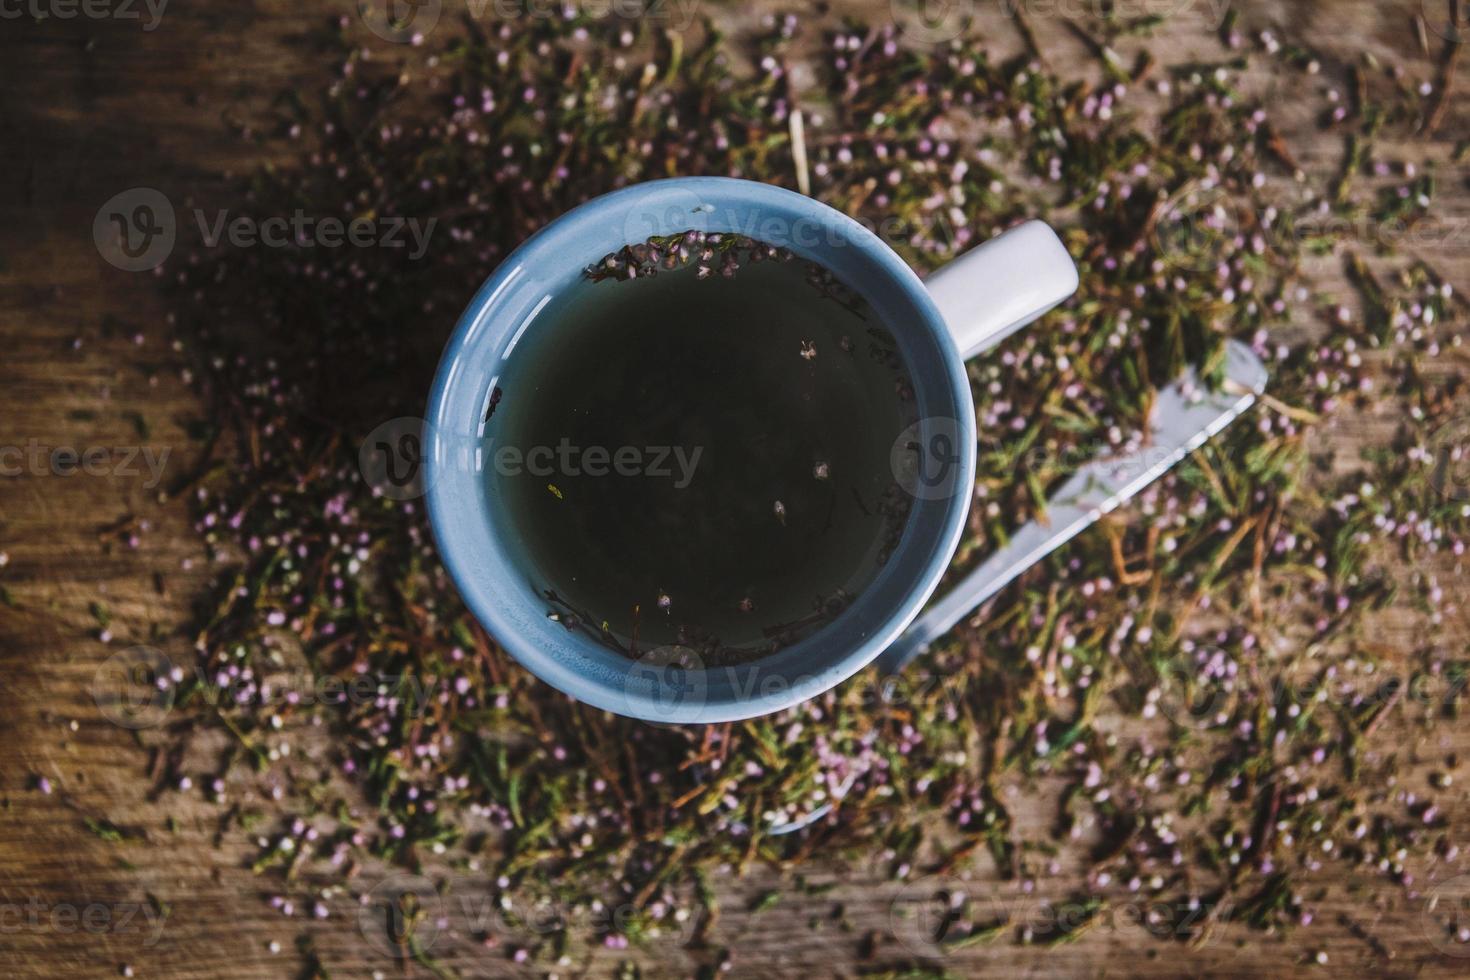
[487, 237, 916, 662]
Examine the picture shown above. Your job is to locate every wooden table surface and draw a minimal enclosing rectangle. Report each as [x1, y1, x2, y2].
[2, 0, 1467, 977]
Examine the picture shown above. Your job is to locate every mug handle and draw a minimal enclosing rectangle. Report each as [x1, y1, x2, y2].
[923, 220, 1079, 359]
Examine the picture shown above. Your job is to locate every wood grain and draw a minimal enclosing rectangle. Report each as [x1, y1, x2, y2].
[1, 1, 1467, 977]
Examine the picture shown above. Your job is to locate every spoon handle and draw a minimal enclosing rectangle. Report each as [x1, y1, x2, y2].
[876, 339, 1269, 675]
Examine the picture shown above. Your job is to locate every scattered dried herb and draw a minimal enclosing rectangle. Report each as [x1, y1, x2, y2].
[121, 6, 1469, 975]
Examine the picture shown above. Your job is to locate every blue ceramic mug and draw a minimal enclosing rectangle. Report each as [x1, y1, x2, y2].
[426, 177, 1077, 723]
